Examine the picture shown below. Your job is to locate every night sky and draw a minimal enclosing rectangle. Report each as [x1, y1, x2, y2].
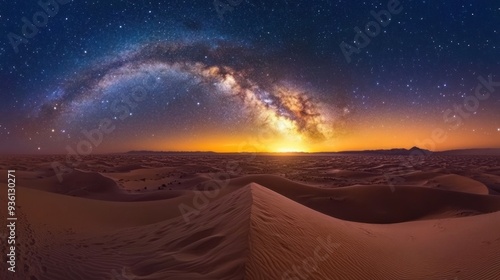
[0, 0, 499, 154]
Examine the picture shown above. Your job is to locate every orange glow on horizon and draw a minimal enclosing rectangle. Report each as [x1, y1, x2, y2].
[92, 114, 500, 153]
[114, 125, 500, 153]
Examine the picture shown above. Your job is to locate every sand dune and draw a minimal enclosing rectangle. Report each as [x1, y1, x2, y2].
[17, 169, 500, 222]
[246, 184, 500, 280]
[3, 182, 500, 280]
[225, 174, 500, 223]
[428, 174, 489, 194]
[1, 184, 251, 280]
[1, 154, 500, 279]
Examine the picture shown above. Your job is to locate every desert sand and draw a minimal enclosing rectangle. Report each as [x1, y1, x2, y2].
[1, 154, 500, 279]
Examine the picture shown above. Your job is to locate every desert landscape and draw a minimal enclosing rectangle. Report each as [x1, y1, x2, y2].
[1, 153, 500, 280]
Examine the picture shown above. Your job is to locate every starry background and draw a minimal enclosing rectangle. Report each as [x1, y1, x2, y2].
[0, 0, 499, 153]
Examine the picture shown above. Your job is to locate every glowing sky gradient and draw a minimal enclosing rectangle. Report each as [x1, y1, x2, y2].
[0, 1, 499, 153]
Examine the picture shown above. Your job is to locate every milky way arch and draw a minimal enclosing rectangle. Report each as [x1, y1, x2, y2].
[35, 40, 342, 142]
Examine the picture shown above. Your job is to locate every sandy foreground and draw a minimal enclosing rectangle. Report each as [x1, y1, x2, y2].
[1, 154, 500, 280]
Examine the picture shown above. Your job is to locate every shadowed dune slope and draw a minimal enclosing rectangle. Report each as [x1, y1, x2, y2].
[227, 174, 500, 223]
[17, 169, 192, 201]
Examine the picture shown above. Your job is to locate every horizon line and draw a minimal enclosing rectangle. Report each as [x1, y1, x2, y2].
[2, 147, 500, 156]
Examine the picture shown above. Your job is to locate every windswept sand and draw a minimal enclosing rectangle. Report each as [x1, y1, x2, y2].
[1, 154, 500, 279]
